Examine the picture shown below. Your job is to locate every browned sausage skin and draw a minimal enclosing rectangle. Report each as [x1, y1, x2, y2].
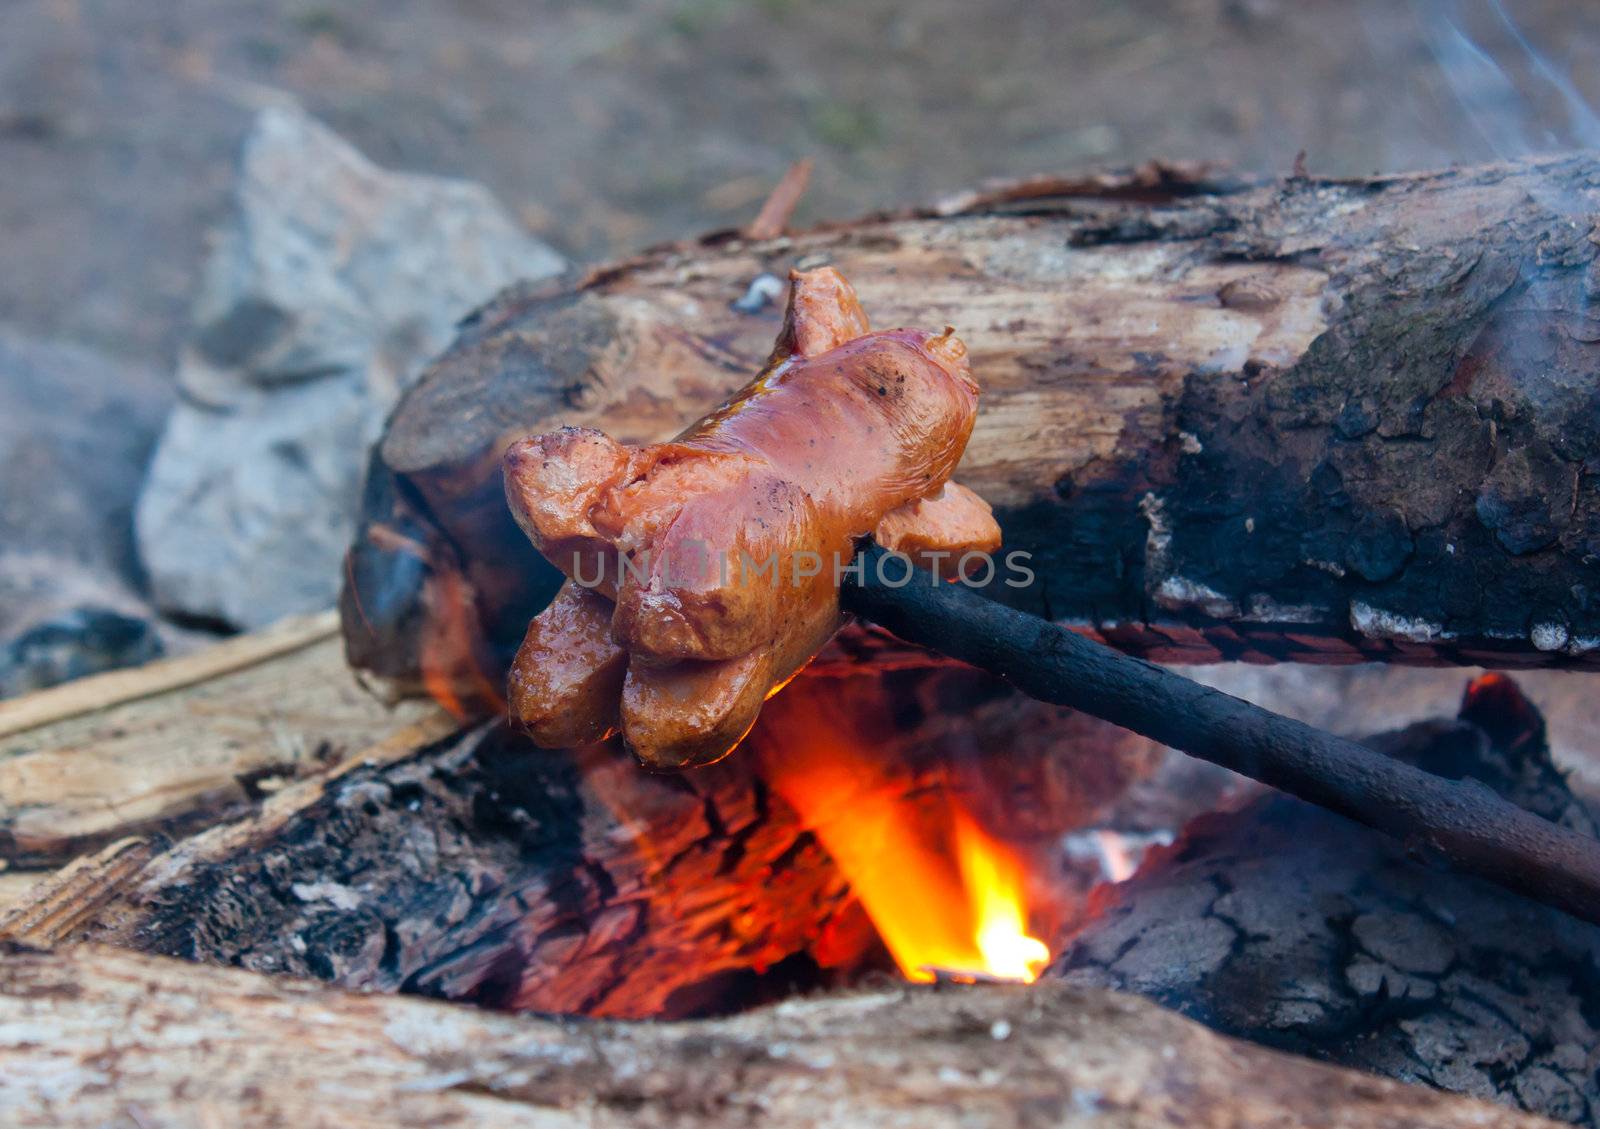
[503, 268, 999, 767]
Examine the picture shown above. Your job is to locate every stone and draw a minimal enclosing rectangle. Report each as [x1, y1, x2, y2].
[0, 330, 170, 595]
[136, 103, 565, 630]
[0, 606, 163, 698]
[0, 330, 173, 695]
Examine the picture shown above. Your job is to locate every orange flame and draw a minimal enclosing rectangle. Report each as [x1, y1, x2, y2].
[757, 684, 1050, 984]
[954, 811, 1051, 982]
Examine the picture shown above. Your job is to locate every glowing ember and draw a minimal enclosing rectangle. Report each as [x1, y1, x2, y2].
[1092, 828, 1137, 884]
[758, 685, 1051, 984]
[419, 566, 507, 721]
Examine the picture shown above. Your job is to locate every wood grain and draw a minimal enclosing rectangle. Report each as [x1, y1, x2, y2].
[0, 942, 1561, 1129]
[0, 614, 444, 869]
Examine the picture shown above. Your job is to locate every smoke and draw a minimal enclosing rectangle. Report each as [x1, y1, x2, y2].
[1485, 0, 1600, 150]
[1415, 0, 1600, 327]
[1419, 0, 1600, 158]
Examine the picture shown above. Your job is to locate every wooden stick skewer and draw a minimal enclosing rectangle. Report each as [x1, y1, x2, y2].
[840, 545, 1600, 926]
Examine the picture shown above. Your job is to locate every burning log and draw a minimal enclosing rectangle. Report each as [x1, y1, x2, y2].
[1, 608, 1588, 1121]
[0, 943, 1558, 1129]
[344, 154, 1600, 705]
[395, 222, 1600, 934]
[5, 659, 1159, 1019]
[1050, 674, 1600, 1126]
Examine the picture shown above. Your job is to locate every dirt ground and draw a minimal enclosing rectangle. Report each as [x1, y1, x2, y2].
[3, 0, 1599, 372]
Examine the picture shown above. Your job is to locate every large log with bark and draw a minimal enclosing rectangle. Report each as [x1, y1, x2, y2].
[343, 155, 1600, 702]
[0, 943, 1559, 1129]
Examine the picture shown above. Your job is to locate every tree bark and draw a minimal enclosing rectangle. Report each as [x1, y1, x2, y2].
[0, 942, 1558, 1129]
[342, 156, 1600, 698]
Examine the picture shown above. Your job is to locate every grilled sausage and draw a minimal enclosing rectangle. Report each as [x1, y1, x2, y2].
[503, 267, 998, 767]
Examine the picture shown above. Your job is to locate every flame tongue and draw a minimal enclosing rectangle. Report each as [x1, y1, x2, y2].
[758, 683, 1050, 985]
[956, 811, 1051, 982]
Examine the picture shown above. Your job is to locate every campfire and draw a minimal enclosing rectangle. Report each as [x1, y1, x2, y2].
[5, 10, 1600, 1120]
[327, 249, 1600, 1025]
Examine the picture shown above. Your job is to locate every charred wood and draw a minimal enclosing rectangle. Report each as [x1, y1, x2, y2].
[844, 546, 1600, 927]
[1052, 674, 1600, 1126]
[25, 665, 1156, 1019]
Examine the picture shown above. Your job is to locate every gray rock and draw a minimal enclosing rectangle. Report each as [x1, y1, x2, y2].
[0, 329, 177, 697]
[0, 329, 170, 594]
[0, 606, 164, 698]
[0, 553, 151, 645]
[137, 104, 565, 630]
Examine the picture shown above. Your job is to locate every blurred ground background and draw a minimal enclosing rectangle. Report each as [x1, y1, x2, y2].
[4, 0, 1599, 371]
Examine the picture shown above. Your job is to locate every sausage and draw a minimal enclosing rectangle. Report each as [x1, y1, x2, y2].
[506, 580, 625, 748]
[503, 267, 999, 767]
[873, 482, 1001, 578]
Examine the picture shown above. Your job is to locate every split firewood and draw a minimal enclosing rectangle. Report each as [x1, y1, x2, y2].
[342, 155, 1600, 709]
[0, 610, 447, 871]
[0, 943, 1559, 1129]
[503, 267, 998, 767]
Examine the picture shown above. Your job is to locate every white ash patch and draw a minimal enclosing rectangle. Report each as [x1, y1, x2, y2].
[1530, 622, 1570, 652]
[1139, 492, 1173, 574]
[290, 880, 362, 911]
[1240, 594, 1327, 624]
[1480, 626, 1528, 640]
[1349, 601, 1452, 644]
[1155, 576, 1240, 619]
[336, 780, 393, 810]
[1197, 342, 1250, 374]
[1142, 492, 1242, 617]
